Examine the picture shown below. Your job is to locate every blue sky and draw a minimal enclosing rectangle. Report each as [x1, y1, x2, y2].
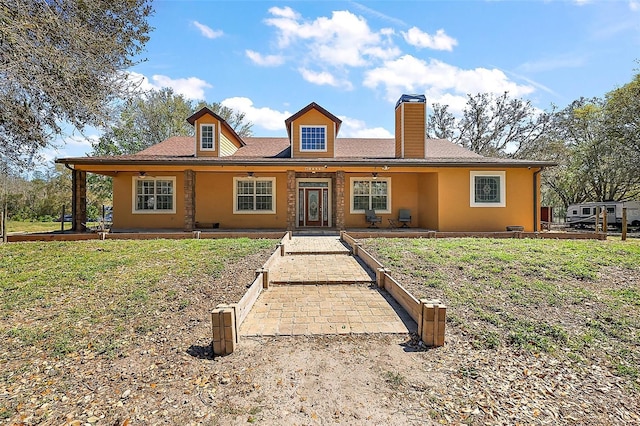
[49, 0, 640, 162]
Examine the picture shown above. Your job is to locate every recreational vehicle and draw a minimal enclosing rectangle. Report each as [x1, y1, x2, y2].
[566, 201, 640, 228]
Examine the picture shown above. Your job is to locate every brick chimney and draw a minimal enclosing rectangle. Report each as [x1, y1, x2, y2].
[395, 94, 426, 158]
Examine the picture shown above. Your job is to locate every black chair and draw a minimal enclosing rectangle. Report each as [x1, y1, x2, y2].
[398, 209, 412, 228]
[365, 209, 382, 228]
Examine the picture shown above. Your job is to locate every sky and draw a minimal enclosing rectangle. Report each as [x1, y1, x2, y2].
[47, 0, 640, 163]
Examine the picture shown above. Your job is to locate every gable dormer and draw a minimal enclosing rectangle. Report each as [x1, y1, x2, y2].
[186, 107, 245, 157]
[285, 102, 342, 158]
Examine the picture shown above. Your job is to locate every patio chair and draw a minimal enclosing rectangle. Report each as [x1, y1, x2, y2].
[365, 209, 382, 228]
[398, 209, 412, 228]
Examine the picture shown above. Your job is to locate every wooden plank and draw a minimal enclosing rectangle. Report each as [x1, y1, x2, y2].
[355, 245, 384, 271]
[237, 275, 263, 326]
[384, 274, 421, 322]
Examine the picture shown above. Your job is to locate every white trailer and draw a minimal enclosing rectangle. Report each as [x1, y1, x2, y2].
[566, 201, 640, 228]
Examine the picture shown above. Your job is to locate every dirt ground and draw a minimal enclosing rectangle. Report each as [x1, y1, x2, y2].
[3, 241, 640, 425]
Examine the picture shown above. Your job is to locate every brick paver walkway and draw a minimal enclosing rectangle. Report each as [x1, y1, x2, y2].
[239, 235, 416, 336]
[239, 284, 415, 336]
[270, 254, 374, 284]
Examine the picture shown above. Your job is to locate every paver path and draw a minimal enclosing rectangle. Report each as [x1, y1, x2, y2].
[240, 236, 416, 336]
[240, 284, 414, 336]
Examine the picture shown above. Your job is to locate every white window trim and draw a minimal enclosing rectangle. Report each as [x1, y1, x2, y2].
[132, 176, 177, 214]
[233, 177, 277, 214]
[299, 125, 328, 152]
[349, 177, 392, 214]
[200, 123, 215, 151]
[470, 171, 506, 208]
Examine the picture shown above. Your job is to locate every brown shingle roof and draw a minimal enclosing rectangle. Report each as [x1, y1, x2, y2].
[57, 135, 554, 168]
[123, 136, 489, 160]
[137, 136, 194, 156]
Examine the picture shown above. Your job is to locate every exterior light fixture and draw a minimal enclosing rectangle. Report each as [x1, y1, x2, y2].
[138, 171, 146, 178]
[372, 172, 378, 180]
[247, 172, 254, 178]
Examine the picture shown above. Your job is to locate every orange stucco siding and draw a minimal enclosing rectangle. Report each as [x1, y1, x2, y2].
[417, 173, 439, 230]
[343, 173, 421, 228]
[195, 172, 288, 229]
[436, 168, 535, 232]
[195, 114, 219, 157]
[112, 172, 185, 229]
[291, 109, 336, 158]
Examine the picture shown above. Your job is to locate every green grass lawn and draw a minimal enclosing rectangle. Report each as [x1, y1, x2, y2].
[0, 238, 276, 359]
[5, 220, 72, 233]
[362, 237, 640, 390]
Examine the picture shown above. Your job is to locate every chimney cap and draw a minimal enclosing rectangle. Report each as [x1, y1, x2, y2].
[395, 94, 426, 109]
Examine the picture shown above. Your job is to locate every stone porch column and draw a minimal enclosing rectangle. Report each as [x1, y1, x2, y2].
[286, 170, 296, 231]
[336, 170, 345, 230]
[184, 169, 195, 231]
[72, 170, 87, 232]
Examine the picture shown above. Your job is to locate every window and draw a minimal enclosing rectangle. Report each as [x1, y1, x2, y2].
[470, 171, 506, 207]
[132, 177, 176, 214]
[582, 207, 591, 215]
[233, 177, 276, 214]
[200, 124, 214, 150]
[350, 177, 391, 213]
[300, 125, 326, 151]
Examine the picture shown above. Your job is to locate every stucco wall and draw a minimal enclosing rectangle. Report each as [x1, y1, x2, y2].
[436, 168, 535, 232]
[112, 172, 185, 229]
[194, 172, 288, 229]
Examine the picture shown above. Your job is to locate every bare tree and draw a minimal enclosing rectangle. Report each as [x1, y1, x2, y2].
[427, 92, 553, 158]
[0, 0, 152, 169]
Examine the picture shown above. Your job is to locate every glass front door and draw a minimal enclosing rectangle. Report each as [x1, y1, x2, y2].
[297, 181, 330, 227]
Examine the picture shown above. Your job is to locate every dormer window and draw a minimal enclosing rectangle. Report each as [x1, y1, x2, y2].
[300, 125, 327, 152]
[200, 124, 214, 150]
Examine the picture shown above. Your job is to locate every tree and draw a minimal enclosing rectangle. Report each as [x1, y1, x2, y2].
[0, 0, 152, 169]
[92, 88, 253, 157]
[604, 71, 640, 171]
[427, 92, 553, 158]
[541, 97, 640, 210]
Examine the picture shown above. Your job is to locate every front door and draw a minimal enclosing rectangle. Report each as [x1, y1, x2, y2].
[305, 189, 322, 226]
[297, 180, 331, 227]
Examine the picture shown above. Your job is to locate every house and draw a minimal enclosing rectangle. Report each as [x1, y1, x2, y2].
[56, 94, 554, 232]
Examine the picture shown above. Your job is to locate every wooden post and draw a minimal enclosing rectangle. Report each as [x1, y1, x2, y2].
[61, 205, 65, 232]
[1, 206, 6, 243]
[602, 207, 608, 237]
[622, 208, 627, 241]
[595, 206, 600, 234]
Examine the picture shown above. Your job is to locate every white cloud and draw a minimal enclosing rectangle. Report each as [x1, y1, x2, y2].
[402, 27, 458, 51]
[264, 8, 400, 67]
[338, 116, 393, 138]
[128, 72, 212, 100]
[364, 55, 535, 102]
[299, 68, 353, 89]
[220, 97, 291, 131]
[630, 1, 639, 11]
[192, 21, 223, 39]
[268, 6, 300, 19]
[245, 50, 285, 67]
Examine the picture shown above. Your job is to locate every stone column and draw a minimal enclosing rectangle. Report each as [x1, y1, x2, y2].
[286, 170, 296, 231]
[335, 170, 345, 230]
[72, 170, 87, 232]
[184, 169, 195, 231]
